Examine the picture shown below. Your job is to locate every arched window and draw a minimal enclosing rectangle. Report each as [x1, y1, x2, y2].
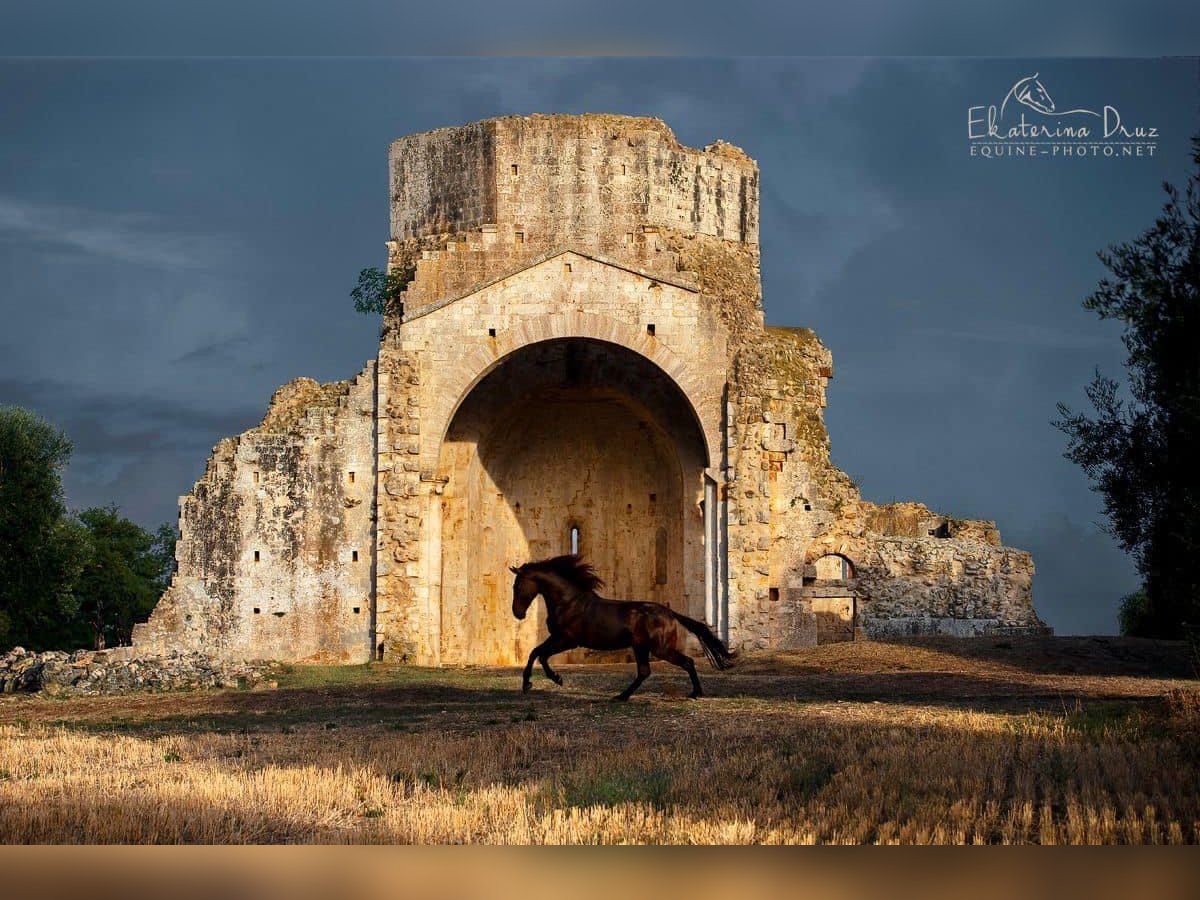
[569, 524, 581, 556]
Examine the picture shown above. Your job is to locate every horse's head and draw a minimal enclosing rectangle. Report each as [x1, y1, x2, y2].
[509, 564, 539, 620]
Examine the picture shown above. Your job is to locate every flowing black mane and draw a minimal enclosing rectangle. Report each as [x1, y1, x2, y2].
[521, 554, 606, 591]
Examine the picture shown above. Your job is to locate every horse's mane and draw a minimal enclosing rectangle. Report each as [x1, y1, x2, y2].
[521, 554, 605, 591]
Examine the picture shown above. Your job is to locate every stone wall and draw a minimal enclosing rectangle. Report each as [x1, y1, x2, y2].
[1, 646, 280, 696]
[132, 364, 378, 662]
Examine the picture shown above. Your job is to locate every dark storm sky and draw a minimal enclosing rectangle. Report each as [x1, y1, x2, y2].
[0, 56, 1195, 634]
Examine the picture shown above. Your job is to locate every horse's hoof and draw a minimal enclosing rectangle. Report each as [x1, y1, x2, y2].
[521, 682, 532, 694]
[688, 692, 703, 700]
[549, 674, 563, 686]
[610, 694, 629, 702]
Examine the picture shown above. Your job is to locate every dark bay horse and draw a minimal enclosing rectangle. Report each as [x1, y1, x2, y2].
[509, 555, 736, 700]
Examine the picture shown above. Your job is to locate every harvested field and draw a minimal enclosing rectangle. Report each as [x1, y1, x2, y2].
[0, 637, 1196, 844]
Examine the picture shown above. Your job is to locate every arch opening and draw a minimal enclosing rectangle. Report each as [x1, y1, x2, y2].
[434, 338, 709, 665]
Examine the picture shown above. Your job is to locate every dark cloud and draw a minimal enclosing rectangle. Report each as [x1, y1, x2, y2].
[1, 58, 1195, 635]
[2, 2, 1199, 55]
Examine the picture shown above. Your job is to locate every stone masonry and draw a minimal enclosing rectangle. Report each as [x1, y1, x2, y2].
[133, 114, 1045, 665]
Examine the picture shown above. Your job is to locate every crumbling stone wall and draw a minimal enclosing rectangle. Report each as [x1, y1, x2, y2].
[733, 326, 1044, 648]
[133, 365, 378, 662]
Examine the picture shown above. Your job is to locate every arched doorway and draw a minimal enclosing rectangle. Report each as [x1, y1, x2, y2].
[434, 339, 709, 665]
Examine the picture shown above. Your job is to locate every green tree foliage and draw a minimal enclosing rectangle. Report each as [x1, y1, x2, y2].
[351, 266, 409, 315]
[1054, 138, 1200, 640]
[0, 405, 177, 651]
[1117, 589, 1154, 638]
[72, 507, 177, 650]
[0, 406, 88, 649]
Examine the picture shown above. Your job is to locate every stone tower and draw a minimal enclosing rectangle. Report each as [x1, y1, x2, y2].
[133, 114, 1044, 665]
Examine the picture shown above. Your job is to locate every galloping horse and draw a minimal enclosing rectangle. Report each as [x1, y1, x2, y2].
[509, 555, 736, 700]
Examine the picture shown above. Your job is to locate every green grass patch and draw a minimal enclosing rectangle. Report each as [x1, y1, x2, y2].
[560, 768, 672, 809]
[780, 757, 837, 801]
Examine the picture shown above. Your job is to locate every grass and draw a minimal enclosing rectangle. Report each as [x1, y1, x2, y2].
[0, 636, 1196, 844]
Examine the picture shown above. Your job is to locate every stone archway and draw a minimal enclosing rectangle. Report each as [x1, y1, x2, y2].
[433, 338, 710, 665]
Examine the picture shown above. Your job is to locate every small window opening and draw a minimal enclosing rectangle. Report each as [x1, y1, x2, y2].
[515, 231, 524, 244]
[348, 471, 355, 484]
[646, 323, 656, 336]
[253, 550, 260, 562]
[273, 611, 285, 618]
[352, 606, 361, 615]
[253, 471, 260, 484]
[626, 503, 632, 513]
[253, 607, 260, 615]
[649, 493, 657, 503]
[352, 550, 359, 563]
[804, 503, 812, 511]
[625, 232, 633, 245]
[511, 164, 519, 175]
[569, 525, 581, 555]
[488, 327, 496, 337]
[564, 261, 572, 273]
[621, 163, 627, 175]
[769, 587, 779, 604]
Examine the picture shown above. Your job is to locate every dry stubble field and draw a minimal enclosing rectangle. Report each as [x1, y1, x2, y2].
[0, 636, 1197, 844]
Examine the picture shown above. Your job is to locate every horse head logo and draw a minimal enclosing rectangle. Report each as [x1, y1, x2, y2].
[1002, 73, 1055, 118]
[999, 73, 1098, 120]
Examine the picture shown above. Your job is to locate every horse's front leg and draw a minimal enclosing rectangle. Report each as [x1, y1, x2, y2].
[522, 635, 573, 692]
[539, 637, 577, 686]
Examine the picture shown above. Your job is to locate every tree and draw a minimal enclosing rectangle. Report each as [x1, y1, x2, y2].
[0, 406, 89, 649]
[1054, 137, 1200, 640]
[72, 507, 176, 650]
[351, 266, 409, 316]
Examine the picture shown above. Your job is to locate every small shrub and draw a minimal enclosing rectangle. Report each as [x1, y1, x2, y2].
[1119, 589, 1154, 637]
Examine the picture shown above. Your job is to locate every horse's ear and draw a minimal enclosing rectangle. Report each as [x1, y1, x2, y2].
[509, 565, 520, 574]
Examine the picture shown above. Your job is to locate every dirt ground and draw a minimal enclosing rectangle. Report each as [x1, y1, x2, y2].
[0, 636, 1196, 844]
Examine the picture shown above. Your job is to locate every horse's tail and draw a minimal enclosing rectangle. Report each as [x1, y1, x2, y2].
[671, 611, 737, 670]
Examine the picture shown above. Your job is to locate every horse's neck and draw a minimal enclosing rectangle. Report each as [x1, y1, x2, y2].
[536, 572, 587, 611]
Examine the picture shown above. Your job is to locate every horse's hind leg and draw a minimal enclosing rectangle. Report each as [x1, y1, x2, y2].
[613, 645, 651, 702]
[658, 649, 704, 698]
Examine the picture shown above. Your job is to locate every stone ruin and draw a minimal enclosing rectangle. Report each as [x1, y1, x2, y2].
[131, 113, 1046, 666]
